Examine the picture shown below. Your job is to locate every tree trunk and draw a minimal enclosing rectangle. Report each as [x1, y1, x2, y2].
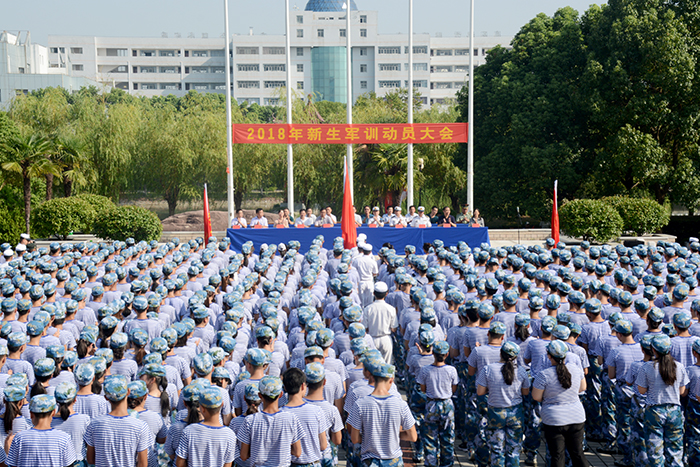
[23, 172, 31, 235]
[45, 173, 54, 201]
[63, 172, 73, 197]
[234, 191, 244, 213]
[164, 186, 179, 218]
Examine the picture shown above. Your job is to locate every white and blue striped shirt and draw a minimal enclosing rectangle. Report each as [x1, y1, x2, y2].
[605, 343, 644, 383]
[533, 363, 586, 426]
[416, 364, 459, 399]
[476, 363, 530, 408]
[282, 402, 330, 464]
[74, 394, 110, 419]
[347, 394, 415, 461]
[110, 359, 138, 381]
[52, 413, 91, 461]
[84, 414, 154, 467]
[228, 416, 251, 467]
[164, 420, 187, 459]
[175, 423, 236, 467]
[635, 360, 689, 406]
[237, 410, 304, 467]
[304, 398, 344, 462]
[8, 428, 76, 467]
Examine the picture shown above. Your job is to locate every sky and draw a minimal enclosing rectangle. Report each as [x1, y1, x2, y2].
[5, 0, 605, 45]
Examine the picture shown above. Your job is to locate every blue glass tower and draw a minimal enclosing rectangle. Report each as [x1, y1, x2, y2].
[304, 0, 357, 11]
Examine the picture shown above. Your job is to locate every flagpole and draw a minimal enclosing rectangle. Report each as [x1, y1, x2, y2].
[467, 0, 474, 211]
[285, 0, 294, 215]
[224, 0, 235, 225]
[406, 0, 414, 208]
[345, 2, 354, 203]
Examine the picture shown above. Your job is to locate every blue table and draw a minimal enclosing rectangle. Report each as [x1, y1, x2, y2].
[226, 225, 490, 254]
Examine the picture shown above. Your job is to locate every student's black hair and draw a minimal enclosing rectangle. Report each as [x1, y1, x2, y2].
[374, 375, 392, 384]
[112, 347, 125, 361]
[154, 375, 170, 417]
[127, 395, 146, 410]
[656, 351, 678, 386]
[194, 317, 207, 326]
[244, 397, 261, 416]
[53, 317, 65, 326]
[98, 327, 116, 349]
[307, 380, 324, 392]
[647, 314, 663, 330]
[466, 307, 479, 323]
[17, 307, 29, 317]
[175, 334, 188, 348]
[58, 399, 73, 421]
[423, 243, 432, 253]
[76, 339, 91, 359]
[500, 349, 516, 385]
[133, 344, 146, 366]
[3, 400, 21, 433]
[260, 393, 279, 404]
[434, 353, 447, 363]
[514, 323, 530, 342]
[184, 400, 201, 426]
[282, 367, 306, 396]
[257, 336, 272, 348]
[553, 356, 572, 389]
[51, 358, 64, 378]
[30, 375, 50, 398]
[92, 371, 105, 395]
[374, 290, 387, 300]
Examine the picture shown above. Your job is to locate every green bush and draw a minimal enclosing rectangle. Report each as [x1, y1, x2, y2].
[74, 194, 116, 227]
[93, 205, 162, 242]
[559, 199, 623, 243]
[31, 197, 96, 239]
[0, 200, 25, 245]
[601, 195, 670, 235]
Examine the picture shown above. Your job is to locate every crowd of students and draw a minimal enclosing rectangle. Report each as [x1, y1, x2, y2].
[0, 234, 698, 467]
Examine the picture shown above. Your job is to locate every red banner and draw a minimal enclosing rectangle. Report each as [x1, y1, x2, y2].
[232, 123, 468, 145]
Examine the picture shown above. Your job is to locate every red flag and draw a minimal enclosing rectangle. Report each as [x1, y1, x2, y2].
[341, 157, 357, 249]
[551, 180, 560, 243]
[203, 183, 212, 241]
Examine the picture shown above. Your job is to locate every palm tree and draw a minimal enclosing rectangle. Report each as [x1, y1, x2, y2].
[2, 132, 59, 234]
[53, 134, 92, 197]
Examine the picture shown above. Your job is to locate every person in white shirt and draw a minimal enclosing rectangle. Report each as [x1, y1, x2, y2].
[381, 207, 394, 225]
[249, 209, 269, 228]
[352, 243, 379, 307]
[315, 209, 334, 227]
[405, 205, 417, 225]
[353, 207, 363, 227]
[306, 208, 317, 225]
[410, 206, 432, 228]
[295, 210, 313, 227]
[368, 208, 384, 227]
[362, 281, 398, 364]
[390, 206, 407, 227]
[231, 209, 247, 228]
[326, 206, 338, 224]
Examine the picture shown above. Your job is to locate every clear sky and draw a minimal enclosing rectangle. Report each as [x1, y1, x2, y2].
[5, 0, 605, 45]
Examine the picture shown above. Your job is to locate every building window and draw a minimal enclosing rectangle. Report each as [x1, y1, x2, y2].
[433, 49, 453, 56]
[360, 64, 367, 72]
[210, 50, 225, 57]
[378, 46, 400, 54]
[71, 64, 84, 71]
[297, 47, 304, 56]
[431, 82, 453, 89]
[59, 47, 65, 53]
[409, 63, 428, 71]
[405, 80, 427, 88]
[237, 47, 259, 55]
[141, 83, 158, 90]
[18, 67, 24, 74]
[238, 81, 260, 89]
[431, 65, 453, 73]
[237, 97, 260, 105]
[297, 29, 304, 38]
[70, 47, 83, 54]
[159, 50, 176, 57]
[141, 66, 157, 73]
[360, 80, 367, 89]
[191, 66, 209, 73]
[360, 15, 367, 23]
[407, 45, 428, 54]
[379, 80, 401, 88]
[297, 64, 304, 72]
[360, 29, 367, 37]
[238, 64, 260, 72]
[50, 47, 58, 53]
[474, 48, 479, 56]
[192, 50, 208, 57]
[297, 81, 304, 90]
[359, 48, 367, 56]
[340, 29, 346, 38]
[264, 64, 286, 72]
[379, 63, 401, 72]
[455, 49, 469, 56]
[264, 98, 280, 106]
[317, 29, 324, 38]
[454, 65, 469, 73]
[211, 66, 225, 73]
[140, 50, 156, 57]
[160, 83, 180, 90]
[160, 66, 179, 74]
[297, 15, 303, 24]
[264, 81, 286, 88]
[263, 47, 285, 55]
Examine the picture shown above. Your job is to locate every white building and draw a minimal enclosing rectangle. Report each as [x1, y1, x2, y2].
[0, 31, 100, 107]
[43, 1, 512, 106]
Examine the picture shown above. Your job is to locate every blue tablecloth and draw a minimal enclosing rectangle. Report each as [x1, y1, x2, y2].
[226, 225, 490, 254]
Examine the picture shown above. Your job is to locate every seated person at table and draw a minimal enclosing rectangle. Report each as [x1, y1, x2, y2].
[406, 205, 417, 224]
[390, 206, 407, 227]
[381, 206, 394, 225]
[438, 206, 456, 227]
[368, 207, 385, 227]
[429, 206, 441, 224]
[295, 209, 313, 227]
[410, 206, 432, 227]
[353, 207, 363, 227]
[456, 204, 471, 224]
[250, 209, 268, 228]
[469, 209, 485, 227]
[326, 206, 338, 224]
[231, 209, 247, 228]
[361, 206, 372, 224]
[315, 208, 334, 227]
[306, 208, 317, 224]
[274, 210, 290, 228]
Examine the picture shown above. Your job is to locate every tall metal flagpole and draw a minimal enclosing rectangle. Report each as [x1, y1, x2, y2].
[285, 0, 294, 214]
[345, 2, 354, 202]
[406, 0, 414, 208]
[224, 0, 235, 225]
[467, 0, 474, 210]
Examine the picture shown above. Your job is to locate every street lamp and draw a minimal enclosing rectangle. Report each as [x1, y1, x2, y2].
[418, 157, 424, 207]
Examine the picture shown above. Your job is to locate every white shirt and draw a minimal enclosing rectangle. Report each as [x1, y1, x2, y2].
[328, 214, 338, 223]
[410, 214, 431, 228]
[352, 255, 378, 283]
[250, 216, 268, 227]
[390, 214, 406, 227]
[363, 300, 398, 338]
[368, 216, 384, 227]
[231, 217, 247, 228]
[295, 217, 313, 227]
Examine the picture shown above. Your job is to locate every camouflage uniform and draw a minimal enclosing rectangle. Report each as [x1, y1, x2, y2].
[629, 394, 648, 465]
[487, 403, 524, 467]
[600, 371, 617, 446]
[521, 379, 541, 461]
[453, 361, 469, 443]
[363, 458, 404, 467]
[614, 382, 634, 465]
[409, 382, 428, 461]
[423, 399, 455, 467]
[645, 404, 684, 466]
[686, 398, 700, 466]
[584, 354, 604, 439]
[473, 394, 490, 467]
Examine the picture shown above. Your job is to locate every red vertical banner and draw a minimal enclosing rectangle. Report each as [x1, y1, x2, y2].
[551, 180, 560, 244]
[342, 157, 357, 249]
[203, 183, 212, 241]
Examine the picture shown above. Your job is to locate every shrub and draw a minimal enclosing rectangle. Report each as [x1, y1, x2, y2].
[559, 199, 623, 243]
[601, 196, 670, 235]
[93, 205, 162, 242]
[31, 197, 96, 239]
[74, 194, 116, 227]
[0, 200, 25, 245]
